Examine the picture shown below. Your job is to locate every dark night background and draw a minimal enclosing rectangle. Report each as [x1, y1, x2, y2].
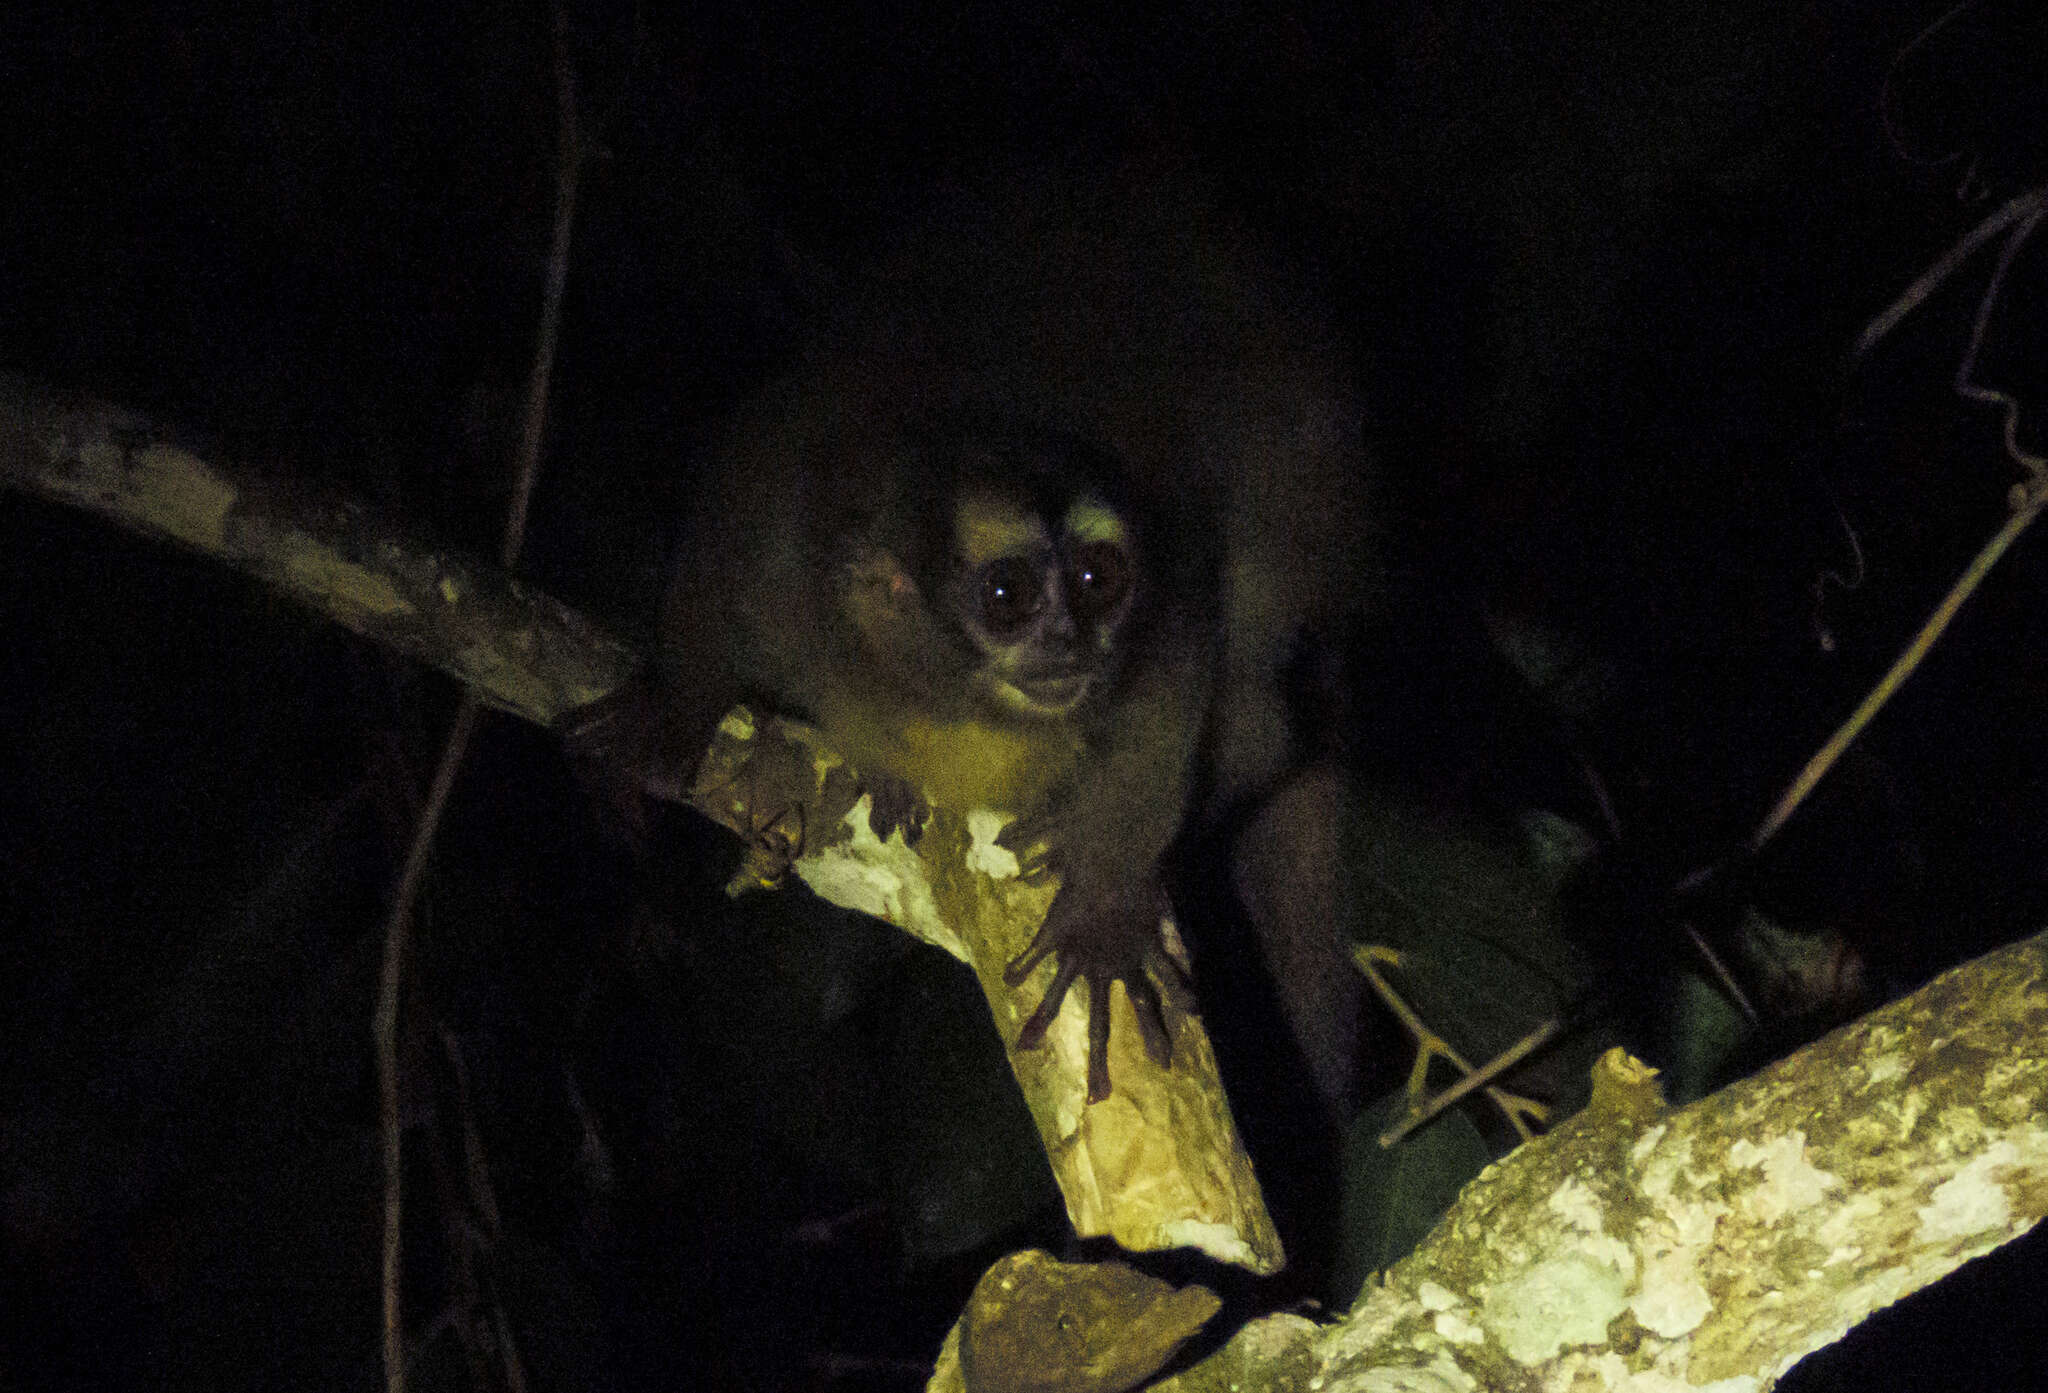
[3, 1, 2047, 1389]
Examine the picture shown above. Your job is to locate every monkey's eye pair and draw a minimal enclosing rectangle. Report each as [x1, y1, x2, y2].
[980, 556, 1047, 634]
[1067, 540, 1131, 623]
[978, 542, 1132, 636]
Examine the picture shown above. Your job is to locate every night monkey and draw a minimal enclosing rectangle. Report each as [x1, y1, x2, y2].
[573, 166, 1371, 1102]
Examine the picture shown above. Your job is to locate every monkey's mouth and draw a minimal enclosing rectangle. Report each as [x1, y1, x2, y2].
[1003, 670, 1091, 715]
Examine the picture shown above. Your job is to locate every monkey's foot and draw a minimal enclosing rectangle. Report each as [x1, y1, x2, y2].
[1004, 869, 1181, 1102]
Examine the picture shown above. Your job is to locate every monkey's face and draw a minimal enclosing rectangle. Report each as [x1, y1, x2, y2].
[948, 487, 1137, 720]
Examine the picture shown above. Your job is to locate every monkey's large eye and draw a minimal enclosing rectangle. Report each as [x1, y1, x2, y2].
[979, 556, 1046, 634]
[1067, 540, 1132, 623]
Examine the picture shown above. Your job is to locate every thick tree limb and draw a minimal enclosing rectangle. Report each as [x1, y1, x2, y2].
[1125, 931, 2048, 1392]
[0, 372, 637, 727]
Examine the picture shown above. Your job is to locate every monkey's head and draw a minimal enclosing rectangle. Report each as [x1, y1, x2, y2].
[824, 417, 1181, 731]
[945, 482, 1137, 720]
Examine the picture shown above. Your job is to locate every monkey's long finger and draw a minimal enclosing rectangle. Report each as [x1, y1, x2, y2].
[1004, 925, 1062, 986]
[1123, 974, 1174, 1069]
[1013, 955, 1084, 1050]
[1143, 938, 1191, 993]
[1085, 979, 1115, 1103]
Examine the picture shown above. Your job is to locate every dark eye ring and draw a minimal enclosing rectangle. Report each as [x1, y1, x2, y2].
[980, 556, 1045, 634]
[1067, 540, 1131, 621]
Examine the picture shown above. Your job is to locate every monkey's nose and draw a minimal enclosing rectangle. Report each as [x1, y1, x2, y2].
[1041, 591, 1080, 644]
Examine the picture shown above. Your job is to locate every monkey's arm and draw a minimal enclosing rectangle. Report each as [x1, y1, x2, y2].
[1001, 642, 1210, 1102]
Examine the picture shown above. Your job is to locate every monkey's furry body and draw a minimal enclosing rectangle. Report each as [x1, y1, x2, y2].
[648, 166, 1372, 1099]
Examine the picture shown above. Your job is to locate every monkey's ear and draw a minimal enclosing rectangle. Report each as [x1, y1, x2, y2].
[836, 544, 971, 698]
[839, 544, 922, 622]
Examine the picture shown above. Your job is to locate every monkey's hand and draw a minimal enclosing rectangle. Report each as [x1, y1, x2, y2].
[861, 771, 929, 847]
[559, 675, 700, 846]
[1001, 834, 1183, 1102]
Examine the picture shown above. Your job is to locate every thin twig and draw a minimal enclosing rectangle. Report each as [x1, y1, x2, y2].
[1750, 477, 2048, 855]
[1949, 194, 2047, 476]
[377, 695, 479, 1393]
[1853, 187, 2044, 365]
[1876, 0, 1981, 179]
[1683, 922, 1760, 1026]
[377, 10, 582, 1390]
[501, 4, 582, 570]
